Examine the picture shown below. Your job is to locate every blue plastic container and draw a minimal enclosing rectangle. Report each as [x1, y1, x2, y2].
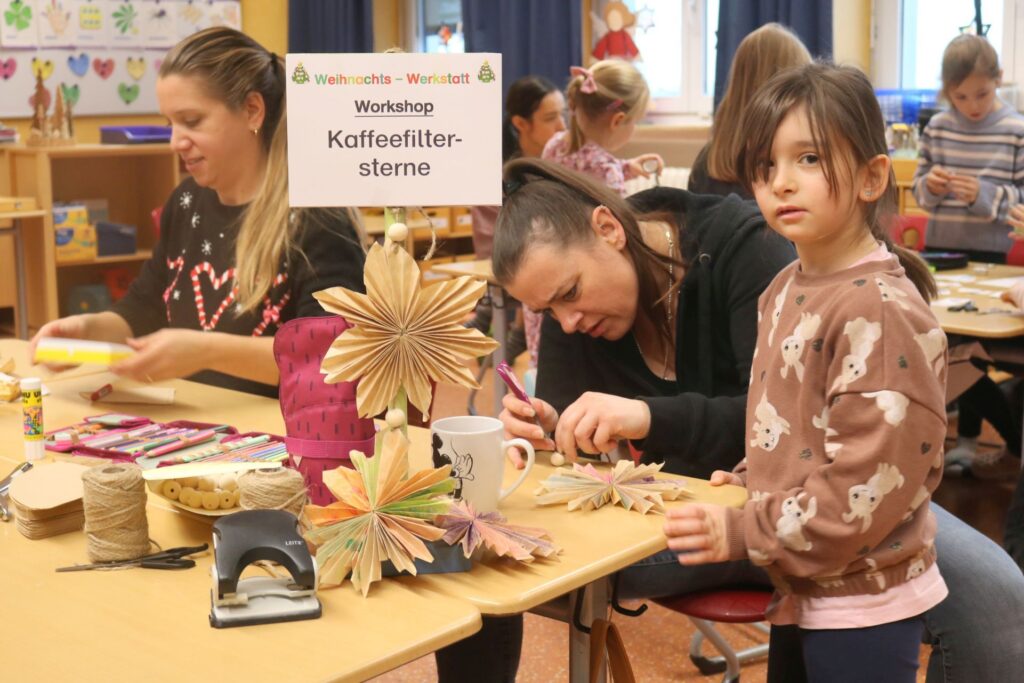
[875, 89, 939, 125]
[100, 126, 172, 144]
[95, 221, 138, 256]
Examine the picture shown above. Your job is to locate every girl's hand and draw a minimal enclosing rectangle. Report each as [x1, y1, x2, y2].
[29, 315, 91, 372]
[1007, 205, 1024, 238]
[664, 503, 730, 565]
[925, 166, 950, 196]
[1001, 280, 1024, 309]
[708, 470, 744, 487]
[553, 392, 651, 461]
[111, 329, 211, 383]
[949, 174, 980, 204]
[625, 153, 664, 179]
[500, 393, 558, 469]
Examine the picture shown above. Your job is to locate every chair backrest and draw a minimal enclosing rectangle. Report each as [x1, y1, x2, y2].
[892, 214, 927, 251]
[1007, 238, 1024, 266]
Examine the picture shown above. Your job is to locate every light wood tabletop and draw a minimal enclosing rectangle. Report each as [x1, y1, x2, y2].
[0, 340, 481, 683]
[0, 337, 747, 679]
[931, 263, 1024, 338]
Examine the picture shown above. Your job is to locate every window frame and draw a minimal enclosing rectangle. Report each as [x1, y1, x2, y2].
[871, 0, 1019, 100]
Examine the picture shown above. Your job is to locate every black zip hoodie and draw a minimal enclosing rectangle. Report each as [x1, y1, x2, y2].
[535, 187, 796, 477]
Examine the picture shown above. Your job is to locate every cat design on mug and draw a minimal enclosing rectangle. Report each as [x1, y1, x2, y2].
[432, 433, 475, 499]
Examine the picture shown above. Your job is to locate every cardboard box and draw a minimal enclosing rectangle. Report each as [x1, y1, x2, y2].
[53, 204, 97, 263]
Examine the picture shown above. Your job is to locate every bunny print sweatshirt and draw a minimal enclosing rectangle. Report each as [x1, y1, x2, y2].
[724, 255, 949, 600]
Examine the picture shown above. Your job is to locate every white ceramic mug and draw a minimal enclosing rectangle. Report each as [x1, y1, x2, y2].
[430, 416, 535, 512]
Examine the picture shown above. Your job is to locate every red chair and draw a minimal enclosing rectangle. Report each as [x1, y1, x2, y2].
[892, 214, 927, 251]
[1007, 238, 1024, 266]
[654, 588, 772, 683]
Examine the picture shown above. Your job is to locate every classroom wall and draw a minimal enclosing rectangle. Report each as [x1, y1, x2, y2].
[832, 0, 872, 73]
[1, 0, 289, 145]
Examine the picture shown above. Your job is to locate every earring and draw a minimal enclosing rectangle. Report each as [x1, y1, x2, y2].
[864, 190, 873, 198]
[252, 128, 259, 136]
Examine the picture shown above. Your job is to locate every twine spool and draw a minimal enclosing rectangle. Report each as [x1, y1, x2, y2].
[82, 463, 150, 563]
[238, 467, 307, 517]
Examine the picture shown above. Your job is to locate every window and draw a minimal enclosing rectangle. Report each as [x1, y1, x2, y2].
[593, 0, 719, 116]
[874, 0, 1014, 97]
[416, 0, 464, 54]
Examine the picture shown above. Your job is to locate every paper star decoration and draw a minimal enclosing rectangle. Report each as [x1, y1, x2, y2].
[315, 242, 499, 419]
[436, 500, 560, 562]
[534, 461, 689, 514]
[301, 429, 456, 595]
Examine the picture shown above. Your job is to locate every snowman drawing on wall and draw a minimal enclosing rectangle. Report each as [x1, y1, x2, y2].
[432, 433, 475, 499]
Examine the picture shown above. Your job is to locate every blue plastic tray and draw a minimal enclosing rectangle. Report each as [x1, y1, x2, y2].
[100, 126, 172, 144]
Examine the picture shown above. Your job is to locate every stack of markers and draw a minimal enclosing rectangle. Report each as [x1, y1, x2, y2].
[157, 434, 288, 467]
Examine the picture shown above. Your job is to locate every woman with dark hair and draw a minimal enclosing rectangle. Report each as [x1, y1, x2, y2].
[433, 157, 1024, 683]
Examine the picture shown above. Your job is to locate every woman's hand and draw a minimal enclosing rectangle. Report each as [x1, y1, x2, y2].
[625, 153, 664, 179]
[111, 329, 211, 382]
[1001, 280, 1024, 309]
[664, 503, 730, 565]
[925, 166, 950, 196]
[949, 174, 980, 204]
[29, 315, 91, 371]
[500, 393, 558, 469]
[553, 392, 651, 461]
[708, 470, 744, 487]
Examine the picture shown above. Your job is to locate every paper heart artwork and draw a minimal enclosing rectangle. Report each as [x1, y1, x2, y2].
[28, 85, 51, 111]
[117, 82, 139, 105]
[0, 58, 15, 80]
[93, 58, 114, 79]
[60, 83, 80, 108]
[126, 57, 145, 81]
[154, 58, 163, 72]
[31, 57, 54, 80]
[67, 53, 89, 77]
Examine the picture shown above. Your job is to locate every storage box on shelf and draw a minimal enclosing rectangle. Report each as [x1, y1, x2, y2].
[893, 157, 926, 217]
[6, 144, 180, 327]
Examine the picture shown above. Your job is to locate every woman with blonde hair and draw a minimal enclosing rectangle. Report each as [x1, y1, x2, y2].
[30, 27, 366, 397]
[689, 22, 811, 195]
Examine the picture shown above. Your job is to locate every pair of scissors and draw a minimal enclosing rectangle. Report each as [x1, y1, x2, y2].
[55, 543, 209, 572]
[947, 300, 978, 312]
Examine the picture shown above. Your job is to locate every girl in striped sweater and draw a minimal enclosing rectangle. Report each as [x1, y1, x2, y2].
[912, 34, 1024, 262]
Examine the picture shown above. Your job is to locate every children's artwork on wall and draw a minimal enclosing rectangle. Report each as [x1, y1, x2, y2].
[1, 0, 39, 47]
[0, 0, 239, 115]
[590, 0, 642, 62]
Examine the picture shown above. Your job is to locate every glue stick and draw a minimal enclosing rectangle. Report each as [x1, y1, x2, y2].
[21, 377, 44, 462]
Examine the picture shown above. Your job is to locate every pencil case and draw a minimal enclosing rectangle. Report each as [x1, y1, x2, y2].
[152, 431, 288, 468]
[65, 420, 238, 464]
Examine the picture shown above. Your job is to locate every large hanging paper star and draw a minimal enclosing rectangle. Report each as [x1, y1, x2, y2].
[315, 242, 499, 419]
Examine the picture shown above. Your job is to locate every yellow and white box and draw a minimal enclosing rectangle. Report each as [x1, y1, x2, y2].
[34, 338, 133, 366]
[53, 204, 97, 263]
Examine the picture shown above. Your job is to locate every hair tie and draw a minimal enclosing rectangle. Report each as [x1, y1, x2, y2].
[605, 98, 623, 112]
[503, 179, 523, 198]
[570, 65, 598, 94]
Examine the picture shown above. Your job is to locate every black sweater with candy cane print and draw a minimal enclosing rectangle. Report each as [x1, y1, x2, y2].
[724, 256, 948, 600]
[111, 177, 366, 397]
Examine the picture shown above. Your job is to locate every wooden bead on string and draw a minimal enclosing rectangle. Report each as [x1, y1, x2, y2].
[82, 463, 151, 563]
[238, 467, 307, 517]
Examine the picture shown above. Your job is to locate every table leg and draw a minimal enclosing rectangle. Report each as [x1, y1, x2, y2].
[490, 282, 507, 417]
[12, 220, 28, 341]
[568, 578, 611, 683]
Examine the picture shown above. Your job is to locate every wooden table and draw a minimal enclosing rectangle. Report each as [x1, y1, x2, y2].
[0, 340, 481, 683]
[429, 259, 507, 416]
[0, 338, 747, 682]
[932, 263, 1024, 338]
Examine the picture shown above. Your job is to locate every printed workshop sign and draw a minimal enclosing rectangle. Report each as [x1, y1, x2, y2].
[286, 52, 502, 207]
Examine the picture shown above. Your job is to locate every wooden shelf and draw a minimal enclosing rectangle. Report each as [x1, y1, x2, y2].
[57, 249, 154, 267]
